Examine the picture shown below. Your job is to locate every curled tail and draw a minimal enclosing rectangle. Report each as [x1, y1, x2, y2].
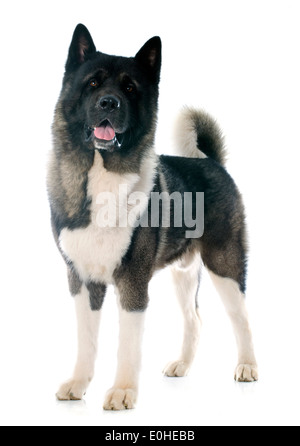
[174, 107, 226, 166]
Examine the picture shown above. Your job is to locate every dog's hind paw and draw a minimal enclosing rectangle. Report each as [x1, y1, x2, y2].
[235, 364, 258, 382]
[56, 379, 88, 401]
[163, 360, 190, 377]
[103, 388, 137, 411]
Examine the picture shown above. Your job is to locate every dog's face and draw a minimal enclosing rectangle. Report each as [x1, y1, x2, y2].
[61, 24, 161, 153]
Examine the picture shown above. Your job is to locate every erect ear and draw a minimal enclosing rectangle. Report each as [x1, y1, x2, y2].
[135, 36, 162, 83]
[65, 24, 96, 72]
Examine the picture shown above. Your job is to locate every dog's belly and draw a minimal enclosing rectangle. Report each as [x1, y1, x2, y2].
[59, 223, 133, 284]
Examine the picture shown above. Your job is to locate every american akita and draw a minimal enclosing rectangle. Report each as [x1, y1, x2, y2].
[47, 24, 258, 410]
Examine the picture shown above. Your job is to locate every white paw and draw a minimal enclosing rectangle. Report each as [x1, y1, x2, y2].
[56, 379, 89, 401]
[235, 364, 258, 382]
[163, 360, 190, 377]
[103, 388, 137, 411]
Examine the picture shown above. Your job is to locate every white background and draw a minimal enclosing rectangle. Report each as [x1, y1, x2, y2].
[1, 0, 300, 426]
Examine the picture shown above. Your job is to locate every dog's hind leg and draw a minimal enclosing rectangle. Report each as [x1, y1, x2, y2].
[56, 277, 105, 401]
[201, 232, 258, 382]
[207, 271, 258, 382]
[163, 252, 202, 377]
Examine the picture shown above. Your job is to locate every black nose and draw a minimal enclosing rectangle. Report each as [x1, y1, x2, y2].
[99, 95, 120, 112]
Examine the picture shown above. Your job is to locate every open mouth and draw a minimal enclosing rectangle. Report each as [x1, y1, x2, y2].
[85, 120, 122, 150]
[94, 120, 116, 141]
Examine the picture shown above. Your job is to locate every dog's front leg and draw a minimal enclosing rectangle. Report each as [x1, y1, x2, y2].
[56, 279, 106, 401]
[103, 293, 146, 410]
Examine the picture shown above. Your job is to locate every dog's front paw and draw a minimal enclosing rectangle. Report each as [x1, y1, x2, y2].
[163, 360, 190, 377]
[103, 388, 137, 410]
[235, 364, 258, 382]
[56, 379, 88, 401]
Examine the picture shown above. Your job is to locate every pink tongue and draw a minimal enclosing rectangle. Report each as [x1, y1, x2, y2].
[94, 122, 115, 141]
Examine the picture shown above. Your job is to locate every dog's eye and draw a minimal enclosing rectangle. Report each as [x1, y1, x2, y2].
[89, 79, 99, 88]
[126, 84, 135, 93]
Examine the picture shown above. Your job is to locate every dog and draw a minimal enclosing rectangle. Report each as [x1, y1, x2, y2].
[47, 24, 258, 410]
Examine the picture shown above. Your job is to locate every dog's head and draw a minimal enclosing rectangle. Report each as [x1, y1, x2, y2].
[60, 24, 161, 153]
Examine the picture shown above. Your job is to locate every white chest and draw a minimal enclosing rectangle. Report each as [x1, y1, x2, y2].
[59, 151, 156, 284]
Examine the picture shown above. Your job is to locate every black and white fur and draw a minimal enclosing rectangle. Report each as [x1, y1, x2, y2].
[47, 24, 258, 411]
